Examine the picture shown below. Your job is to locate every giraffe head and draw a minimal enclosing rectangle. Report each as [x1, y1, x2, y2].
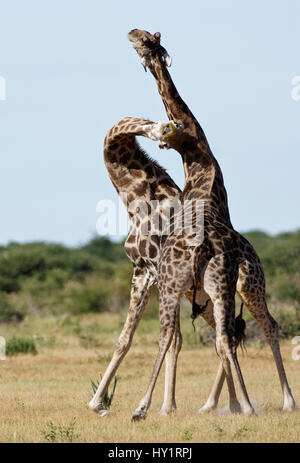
[128, 29, 172, 71]
[148, 120, 183, 150]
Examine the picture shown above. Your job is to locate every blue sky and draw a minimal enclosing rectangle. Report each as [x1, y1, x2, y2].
[0, 0, 299, 246]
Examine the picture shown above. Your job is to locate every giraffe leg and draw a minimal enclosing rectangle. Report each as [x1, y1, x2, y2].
[197, 360, 241, 414]
[197, 361, 225, 413]
[89, 267, 154, 415]
[213, 300, 255, 415]
[187, 292, 241, 414]
[204, 254, 255, 416]
[132, 304, 179, 421]
[158, 309, 182, 416]
[237, 262, 295, 411]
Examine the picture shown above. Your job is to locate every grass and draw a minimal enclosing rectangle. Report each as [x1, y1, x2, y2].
[90, 375, 118, 409]
[6, 335, 37, 356]
[0, 312, 299, 443]
[40, 418, 78, 443]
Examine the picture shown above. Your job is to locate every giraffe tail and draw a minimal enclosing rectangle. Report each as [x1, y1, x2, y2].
[235, 302, 247, 353]
[191, 290, 209, 332]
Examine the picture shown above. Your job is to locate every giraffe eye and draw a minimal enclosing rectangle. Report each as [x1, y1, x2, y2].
[154, 32, 161, 40]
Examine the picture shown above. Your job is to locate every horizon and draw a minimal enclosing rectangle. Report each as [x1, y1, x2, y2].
[1, 227, 299, 250]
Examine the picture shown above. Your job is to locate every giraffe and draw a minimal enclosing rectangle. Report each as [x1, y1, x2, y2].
[127, 29, 296, 420]
[89, 116, 239, 416]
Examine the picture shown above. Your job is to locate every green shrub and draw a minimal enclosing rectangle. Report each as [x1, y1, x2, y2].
[273, 276, 300, 303]
[6, 335, 37, 356]
[33, 334, 56, 348]
[41, 418, 78, 443]
[276, 310, 300, 338]
[90, 376, 118, 409]
[82, 237, 127, 262]
[0, 292, 24, 323]
[64, 278, 111, 314]
[0, 232, 299, 337]
[243, 230, 272, 253]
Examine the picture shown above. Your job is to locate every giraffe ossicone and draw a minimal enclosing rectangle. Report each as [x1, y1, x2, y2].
[128, 29, 172, 72]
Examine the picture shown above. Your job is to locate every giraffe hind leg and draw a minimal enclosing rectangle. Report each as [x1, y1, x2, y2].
[204, 254, 255, 416]
[191, 295, 241, 414]
[237, 269, 295, 412]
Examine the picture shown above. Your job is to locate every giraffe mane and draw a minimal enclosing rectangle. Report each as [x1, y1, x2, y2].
[136, 140, 181, 190]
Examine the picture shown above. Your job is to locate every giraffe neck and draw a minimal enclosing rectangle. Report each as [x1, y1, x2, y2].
[148, 60, 231, 225]
[172, 137, 232, 224]
[104, 117, 180, 208]
[150, 61, 207, 142]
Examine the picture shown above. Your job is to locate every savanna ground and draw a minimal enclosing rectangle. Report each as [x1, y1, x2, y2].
[0, 310, 299, 443]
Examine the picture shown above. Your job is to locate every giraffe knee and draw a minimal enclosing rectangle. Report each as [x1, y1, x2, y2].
[215, 336, 228, 361]
[115, 336, 131, 356]
[170, 330, 182, 354]
[215, 331, 237, 360]
[264, 315, 280, 340]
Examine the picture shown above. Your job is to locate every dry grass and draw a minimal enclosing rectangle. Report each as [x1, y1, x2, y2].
[0, 313, 299, 443]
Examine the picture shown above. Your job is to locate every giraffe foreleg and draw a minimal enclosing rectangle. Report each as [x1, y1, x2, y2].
[132, 304, 179, 421]
[89, 267, 154, 415]
[158, 309, 182, 416]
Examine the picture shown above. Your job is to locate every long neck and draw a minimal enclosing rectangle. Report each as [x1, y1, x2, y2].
[149, 61, 207, 143]
[104, 117, 180, 206]
[172, 136, 232, 224]
[148, 61, 232, 225]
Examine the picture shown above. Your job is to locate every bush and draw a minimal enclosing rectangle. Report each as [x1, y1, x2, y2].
[276, 310, 300, 338]
[6, 335, 37, 356]
[64, 278, 111, 314]
[81, 237, 127, 262]
[243, 230, 272, 253]
[0, 232, 299, 337]
[0, 292, 24, 323]
[40, 418, 79, 443]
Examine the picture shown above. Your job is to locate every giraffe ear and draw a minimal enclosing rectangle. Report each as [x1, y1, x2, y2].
[163, 52, 172, 67]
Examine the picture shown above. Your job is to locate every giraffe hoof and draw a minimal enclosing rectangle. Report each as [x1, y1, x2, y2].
[157, 407, 176, 416]
[131, 411, 147, 422]
[197, 405, 216, 414]
[229, 400, 242, 414]
[99, 409, 115, 418]
[89, 400, 115, 417]
[242, 407, 256, 416]
[282, 403, 296, 412]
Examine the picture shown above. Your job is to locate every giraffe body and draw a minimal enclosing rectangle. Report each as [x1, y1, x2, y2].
[127, 29, 295, 420]
[90, 117, 225, 414]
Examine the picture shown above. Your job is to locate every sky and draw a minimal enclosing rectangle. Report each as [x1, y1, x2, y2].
[0, 0, 299, 246]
